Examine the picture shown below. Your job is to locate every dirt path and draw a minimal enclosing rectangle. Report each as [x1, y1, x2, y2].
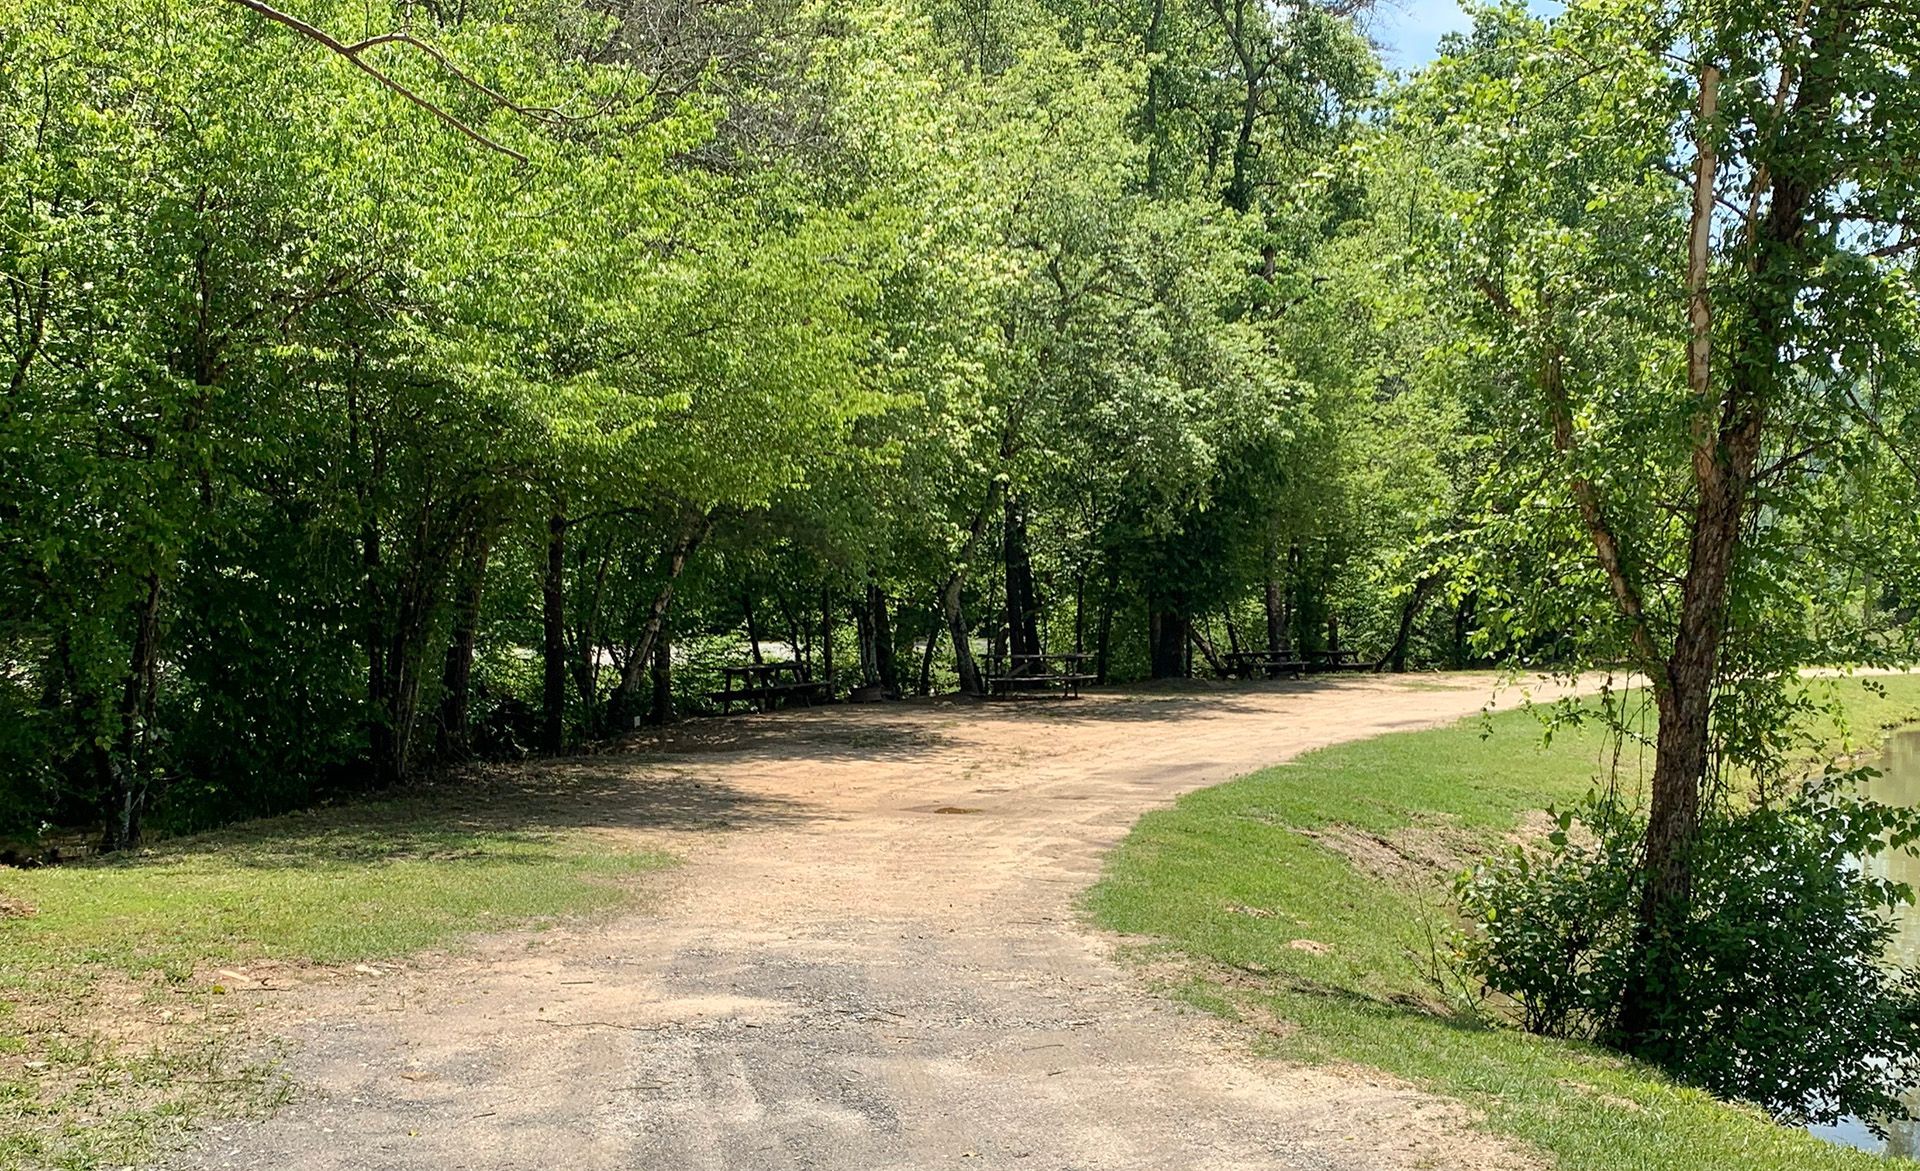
[177, 674, 1572, 1171]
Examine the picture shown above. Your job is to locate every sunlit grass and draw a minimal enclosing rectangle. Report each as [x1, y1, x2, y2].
[0, 794, 671, 1169]
[1088, 674, 1920, 1171]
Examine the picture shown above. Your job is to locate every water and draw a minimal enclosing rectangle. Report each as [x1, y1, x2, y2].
[1811, 729, 1920, 1157]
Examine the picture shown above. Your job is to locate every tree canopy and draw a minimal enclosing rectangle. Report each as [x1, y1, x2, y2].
[4, 0, 1920, 1117]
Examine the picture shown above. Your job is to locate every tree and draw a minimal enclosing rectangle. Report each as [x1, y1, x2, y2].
[1402, 0, 1920, 1058]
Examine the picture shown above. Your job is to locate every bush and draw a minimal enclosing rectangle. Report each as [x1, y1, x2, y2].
[1454, 777, 1920, 1130]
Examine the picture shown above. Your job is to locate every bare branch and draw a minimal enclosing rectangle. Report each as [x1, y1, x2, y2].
[222, 0, 528, 163]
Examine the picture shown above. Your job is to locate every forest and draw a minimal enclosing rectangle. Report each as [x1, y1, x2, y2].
[3, 0, 1917, 837]
[7, 0, 1920, 1160]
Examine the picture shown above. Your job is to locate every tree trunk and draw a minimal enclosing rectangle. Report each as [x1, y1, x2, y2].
[941, 571, 982, 696]
[774, 586, 810, 672]
[1072, 569, 1087, 654]
[1451, 590, 1477, 668]
[648, 613, 672, 726]
[1003, 494, 1040, 657]
[743, 592, 764, 664]
[437, 526, 491, 761]
[571, 542, 612, 736]
[1381, 574, 1442, 674]
[1095, 563, 1118, 683]
[820, 584, 836, 688]
[541, 512, 567, 754]
[608, 514, 710, 727]
[917, 604, 940, 696]
[1618, 423, 1758, 1052]
[1614, 59, 1770, 1056]
[854, 597, 878, 686]
[1148, 610, 1187, 679]
[362, 520, 401, 786]
[867, 583, 899, 696]
[1264, 576, 1285, 654]
[101, 570, 164, 851]
[941, 479, 1005, 696]
[1188, 622, 1227, 677]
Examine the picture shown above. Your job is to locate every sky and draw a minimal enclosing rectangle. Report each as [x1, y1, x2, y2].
[1365, 0, 1476, 71]
[1365, 0, 1564, 72]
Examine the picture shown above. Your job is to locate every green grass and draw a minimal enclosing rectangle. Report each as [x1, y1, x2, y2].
[1088, 673, 1920, 1171]
[0, 791, 672, 1169]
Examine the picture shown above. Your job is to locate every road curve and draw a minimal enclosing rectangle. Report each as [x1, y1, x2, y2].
[176, 674, 1571, 1171]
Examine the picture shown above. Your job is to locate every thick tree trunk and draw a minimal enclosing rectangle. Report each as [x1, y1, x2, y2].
[437, 527, 491, 761]
[941, 572, 982, 696]
[1614, 60, 1765, 1056]
[1003, 494, 1040, 657]
[1618, 425, 1757, 1052]
[1148, 610, 1187, 679]
[541, 512, 567, 754]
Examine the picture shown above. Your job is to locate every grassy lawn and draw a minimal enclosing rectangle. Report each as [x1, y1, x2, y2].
[1088, 672, 1920, 1171]
[0, 789, 671, 1170]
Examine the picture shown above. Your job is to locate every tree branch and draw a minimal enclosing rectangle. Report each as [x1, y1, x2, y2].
[222, 0, 529, 163]
[1475, 270, 1667, 682]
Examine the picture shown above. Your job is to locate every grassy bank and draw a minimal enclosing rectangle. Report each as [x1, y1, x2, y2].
[1088, 673, 1920, 1171]
[0, 785, 671, 1169]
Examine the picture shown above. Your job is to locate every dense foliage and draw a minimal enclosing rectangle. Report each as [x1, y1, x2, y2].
[1456, 779, 1920, 1130]
[0, 0, 1415, 845]
[4, 0, 1920, 1129]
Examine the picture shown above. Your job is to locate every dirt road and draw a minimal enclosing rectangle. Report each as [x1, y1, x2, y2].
[176, 674, 1564, 1171]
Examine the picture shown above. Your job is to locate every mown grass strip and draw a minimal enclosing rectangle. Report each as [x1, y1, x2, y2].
[1088, 674, 1920, 1171]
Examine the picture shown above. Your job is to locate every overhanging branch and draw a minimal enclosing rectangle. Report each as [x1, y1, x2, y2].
[224, 0, 530, 163]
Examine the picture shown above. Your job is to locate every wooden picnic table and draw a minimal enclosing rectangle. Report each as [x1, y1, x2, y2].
[710, 661, 833, 714]
[984, 652, 1097, 699]
[1223, 650, 1306, 679]
[1304, 648, 1369, 673]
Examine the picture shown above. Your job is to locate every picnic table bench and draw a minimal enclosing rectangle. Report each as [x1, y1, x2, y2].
[984, 652, 1097, 699]
[709, 661, 832, 714]
[1223, 650, 1306, 679]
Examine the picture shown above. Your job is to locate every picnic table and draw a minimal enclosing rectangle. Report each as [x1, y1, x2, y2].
[983, 652, 1097, 699]
[709, 661, 832, 714]
[1223, 650, 1306, 679]
[1304, 648, 1369, 673]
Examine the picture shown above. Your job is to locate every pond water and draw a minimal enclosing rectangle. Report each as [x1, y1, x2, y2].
[1807, 728, 1920, 1158]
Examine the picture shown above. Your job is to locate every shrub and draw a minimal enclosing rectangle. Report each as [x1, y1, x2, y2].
[1454, 776, 1920, 1130]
